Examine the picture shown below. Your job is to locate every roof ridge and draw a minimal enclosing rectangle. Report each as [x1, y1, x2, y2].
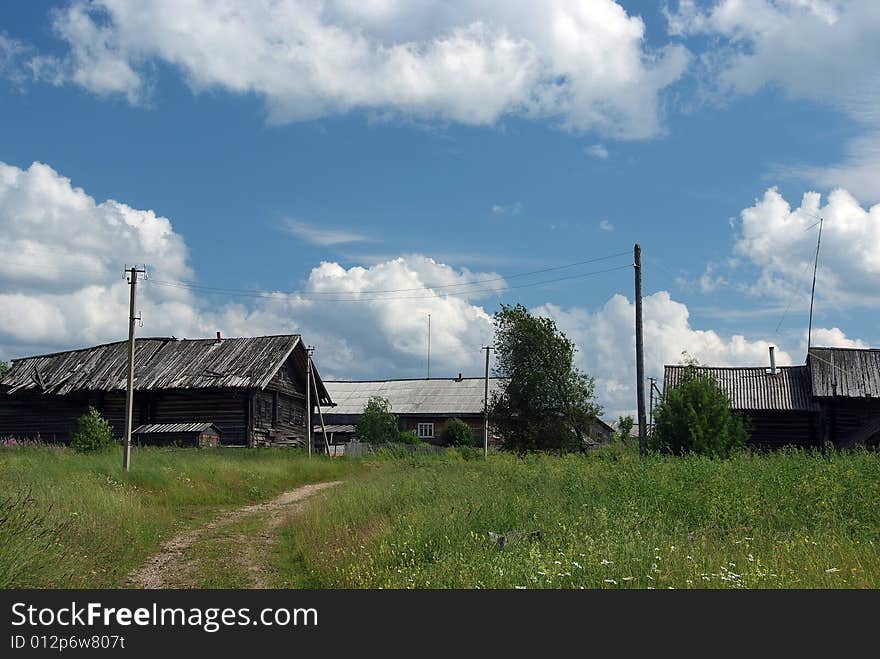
[325, 377, 505, 383]
[8, 334, 303, 362]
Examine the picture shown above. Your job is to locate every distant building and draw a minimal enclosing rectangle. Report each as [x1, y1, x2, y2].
[320, 377, 615, 447]
[0, 334, 331, 447]
[320, 377, 504, 445]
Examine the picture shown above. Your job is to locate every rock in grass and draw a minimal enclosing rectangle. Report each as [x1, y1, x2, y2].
[487, 530, 542, 549]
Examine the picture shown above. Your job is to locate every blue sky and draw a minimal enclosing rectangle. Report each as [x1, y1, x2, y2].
[1, 1, 879, 416]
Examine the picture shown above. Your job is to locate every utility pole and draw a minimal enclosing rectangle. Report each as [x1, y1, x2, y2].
[123, 265, 145, 472]
[306, 346, 313, 458]
[482, 345, 492, 458]
[634, 244, 647, 456]
[427, 313, 431, 379]
[309, 352, 331, 455]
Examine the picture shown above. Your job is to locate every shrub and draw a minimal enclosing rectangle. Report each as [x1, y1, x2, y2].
[441, 418, 474, 447]
[457, 445, 482, 461]
[651, 366, 748, 458]
[398, 430, 422, 445]
[70, 407, 114, 453]
[615, 415, 634, 444]
[356, 396, 400, 445]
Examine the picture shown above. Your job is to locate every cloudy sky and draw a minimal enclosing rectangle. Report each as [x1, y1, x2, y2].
[2, 0, 879, 417]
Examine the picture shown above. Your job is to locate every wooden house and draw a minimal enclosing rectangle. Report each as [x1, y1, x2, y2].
[663, 346, 880, 449]
[808, 347, 880, 448]
[0, 334, 331, 447]
[320, 377, 505, 445]
[320, 377, 615, 447]
[662, 363, 820, 449]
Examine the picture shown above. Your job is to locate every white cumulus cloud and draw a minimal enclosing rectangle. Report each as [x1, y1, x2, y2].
[19, 0, 689, 139]
[733, 186, 880, 308]
[667, 0, 880, 199]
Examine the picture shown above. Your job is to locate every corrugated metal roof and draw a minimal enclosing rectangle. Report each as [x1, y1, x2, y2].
[322, 378, 506, 416]
[0, 335, 314, 396]
[133, 422, 219, 434]
[663, 365, 816, 412]
[809, 347, 880, 398]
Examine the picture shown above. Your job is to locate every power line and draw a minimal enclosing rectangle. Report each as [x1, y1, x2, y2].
[145, 250, 632, 298]
[146, 263, 633, 302]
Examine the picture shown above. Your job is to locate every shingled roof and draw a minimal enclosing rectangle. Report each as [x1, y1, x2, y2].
[663, 365, 817, 412]
[321, 377, 506, 416]
[0, 335, 329, 401]
[808, 347, 880, 399]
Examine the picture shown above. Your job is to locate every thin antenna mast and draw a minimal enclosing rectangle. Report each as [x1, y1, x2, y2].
[427, 313, 431, 379]
[807, 218, 823, 354]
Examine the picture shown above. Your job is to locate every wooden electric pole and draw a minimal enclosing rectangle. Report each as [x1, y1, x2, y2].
[123, 266, 145, 472]
[482, 345, 492, 458]
[309, 352, 331, 455]
[306, 346, 313, 458]
[634, 245, 647, 456]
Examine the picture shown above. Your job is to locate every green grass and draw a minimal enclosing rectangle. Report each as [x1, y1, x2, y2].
[0, 446, 357, 588]
[277, 447, 880, 588]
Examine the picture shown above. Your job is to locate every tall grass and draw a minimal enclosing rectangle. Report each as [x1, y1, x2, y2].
[0, 446, 356, 588]
[278, 447, 880, 588]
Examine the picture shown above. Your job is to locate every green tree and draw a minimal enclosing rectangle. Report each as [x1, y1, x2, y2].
[488, 303, 601, 453]
[71, 406, 114, 453]
[615, 415, 634, 444]
[441, 418, 474, 447]
[0, 361, 9, 378]
[356, 396, 400, 444]
[651, 365, 748, 457]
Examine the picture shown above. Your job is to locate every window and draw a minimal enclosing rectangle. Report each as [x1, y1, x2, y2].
[417, 423, 434, 439]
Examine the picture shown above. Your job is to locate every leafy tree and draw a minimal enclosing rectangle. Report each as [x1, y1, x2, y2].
[615, 415, 634, 444]
[441, 418, 474, 447]
[398, 430, 422, 445]
[356, 396, 399, 444]
[651, 365, 748, 457]
[0, 360, 8, 378]
[71, 407, 114, 453]
[488, 303, 601, 453]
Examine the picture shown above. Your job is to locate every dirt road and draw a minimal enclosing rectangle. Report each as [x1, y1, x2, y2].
[128, 480, 341, 589]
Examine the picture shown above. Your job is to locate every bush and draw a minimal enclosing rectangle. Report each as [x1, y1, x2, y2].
[441, 418, 474, 447]
[651, 366, 748, 458]
[398, 430, 422, 445]
[356, 396, 400, 445]
[70, 407, 114, 453]
[614, 415, 634, 444]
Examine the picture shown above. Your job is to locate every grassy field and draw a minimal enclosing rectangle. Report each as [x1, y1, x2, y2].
[0, 446, 357, 588]
[276, 447, 880, 588]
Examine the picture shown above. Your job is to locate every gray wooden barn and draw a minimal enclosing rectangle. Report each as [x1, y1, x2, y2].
[0, 334, 332, 447]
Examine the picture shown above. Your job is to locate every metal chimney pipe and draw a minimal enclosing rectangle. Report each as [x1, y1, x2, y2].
[216, 331, 222, 343]
[769, 346, 777, 375]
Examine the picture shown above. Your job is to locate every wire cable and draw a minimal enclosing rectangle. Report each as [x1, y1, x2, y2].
[146, 263, 633, 303]
[146, 250, 632, 297]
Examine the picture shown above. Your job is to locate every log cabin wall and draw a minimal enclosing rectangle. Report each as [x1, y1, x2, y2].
[820, 399, 880, 447]
[741, 410, 819, 450]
